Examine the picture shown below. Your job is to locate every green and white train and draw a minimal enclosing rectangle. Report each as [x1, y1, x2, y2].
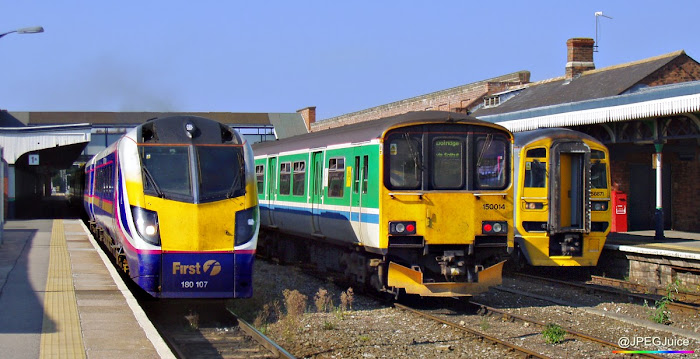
[253, 111, 514, 297]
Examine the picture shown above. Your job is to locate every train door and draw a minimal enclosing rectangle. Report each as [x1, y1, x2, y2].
[350, 151, 369, 242]
[310, 151, 323, 234]
[266, 157, 277, 225]
[549, 142, 590, 233]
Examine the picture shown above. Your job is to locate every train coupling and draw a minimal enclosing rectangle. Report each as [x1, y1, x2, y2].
[436, 250, 466, 277]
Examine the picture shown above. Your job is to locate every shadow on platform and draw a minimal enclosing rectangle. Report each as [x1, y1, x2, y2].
[13, 195, 83, 220]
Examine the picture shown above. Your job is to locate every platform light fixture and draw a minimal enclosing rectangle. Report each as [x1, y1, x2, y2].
[0, 26, 44, 40]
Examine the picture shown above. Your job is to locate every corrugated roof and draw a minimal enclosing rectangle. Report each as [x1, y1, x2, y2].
[8, 111, 278, 126]
[267, 113, 309, 139]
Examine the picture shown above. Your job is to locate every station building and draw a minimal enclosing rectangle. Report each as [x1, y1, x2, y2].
[307, 38, 700, 233]
[0, 111, 308, 218]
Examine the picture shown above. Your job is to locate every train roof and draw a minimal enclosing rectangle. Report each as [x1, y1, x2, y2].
[513, 127, 603, 148]
[252, 111, 510, 155]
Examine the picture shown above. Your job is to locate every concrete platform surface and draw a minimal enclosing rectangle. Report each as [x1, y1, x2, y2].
[0, 219, 174, 358]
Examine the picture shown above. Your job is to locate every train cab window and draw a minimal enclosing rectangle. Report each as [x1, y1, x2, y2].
[279, 162, 291, 195]
[293, 161, 306, 196]
[140, 146, 192, 198]
[524, 160, 546, 188]
[591, 151, 608, 189]
[526, 148, 546, 158]
[591, 150, 606, 159]
[328, 157, 345, 198]
[387, 134, 422, 189]
[255, 165, 265, 194]
[432, 138, 465, 189]
[475, 136, 508, 189]
[197, 145, 245, 200]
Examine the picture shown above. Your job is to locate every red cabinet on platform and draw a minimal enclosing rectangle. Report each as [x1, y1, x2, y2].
[611, 191, 628, 232]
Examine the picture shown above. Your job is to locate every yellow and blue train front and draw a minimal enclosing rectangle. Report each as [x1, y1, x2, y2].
[146, 197, 258, 298]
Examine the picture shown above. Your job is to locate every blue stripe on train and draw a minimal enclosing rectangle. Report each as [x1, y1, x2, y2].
[260, 203, 379, 224]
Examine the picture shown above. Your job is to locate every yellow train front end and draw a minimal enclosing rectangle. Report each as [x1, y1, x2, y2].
[119, 116, 259, 298]
[514, 129, 611, 267]
[377, 119, 514, 297]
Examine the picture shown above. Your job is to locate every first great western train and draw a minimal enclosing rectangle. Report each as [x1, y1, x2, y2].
[83, 116, 259, 298]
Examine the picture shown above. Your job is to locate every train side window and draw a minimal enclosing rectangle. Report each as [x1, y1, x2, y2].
[328, 157, 345, 198]
[353, 156, 360, 194]
[362, 155, 369, 194]
[524, 160, 546, 188]
[255, 165, 265, 194]
[591, 150, 606, 159]
[279, 162, 291, 195]
[293, 161, 306, 196]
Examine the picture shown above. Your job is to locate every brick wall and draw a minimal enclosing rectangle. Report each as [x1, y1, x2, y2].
[310, 71, 530, 131]
[641, 54, 700, 86]
[669, 148, 700, 231]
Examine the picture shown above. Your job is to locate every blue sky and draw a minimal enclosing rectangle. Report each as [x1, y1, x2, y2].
[1, 1, 698, 121]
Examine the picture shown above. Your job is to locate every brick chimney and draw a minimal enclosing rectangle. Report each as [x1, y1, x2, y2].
[566, 38, 595, 80]
[297, 106, 316, 132]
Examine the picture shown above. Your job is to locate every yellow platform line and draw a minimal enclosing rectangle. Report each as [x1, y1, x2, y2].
[40, 220, 86, 358]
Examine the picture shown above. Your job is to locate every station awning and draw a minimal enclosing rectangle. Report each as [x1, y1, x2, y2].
[477, 81, 700, 132]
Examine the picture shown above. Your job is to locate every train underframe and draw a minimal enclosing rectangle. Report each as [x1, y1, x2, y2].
[88, 220, 130, 275]
[257, 228, 508, 297]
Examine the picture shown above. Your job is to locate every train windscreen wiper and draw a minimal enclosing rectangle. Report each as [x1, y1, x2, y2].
[142, 165, 165, 198]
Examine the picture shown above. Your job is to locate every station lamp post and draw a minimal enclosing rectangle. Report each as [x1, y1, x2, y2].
[0, 26, 44, 39]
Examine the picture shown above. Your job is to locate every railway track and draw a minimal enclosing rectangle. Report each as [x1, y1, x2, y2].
[394, 302, 551, 359]
[511, 272, 700, 315]
[396, 300, 666, 359]
[141, 300, 294, 359]
[468, 300, 666, 359]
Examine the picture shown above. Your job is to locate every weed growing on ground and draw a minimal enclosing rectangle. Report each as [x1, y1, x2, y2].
[184, 310, 200, 331]
[650, 279, 679, 325]
[542, 323, 566, 344]
[281, 289, 308, 342]
[314, 288, 333, 313]
[340, 287, 354, 311]
[479, 317, 491, 331]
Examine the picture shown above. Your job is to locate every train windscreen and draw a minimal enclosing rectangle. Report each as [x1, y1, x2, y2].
[197, 145, 245, 201]
[140, 145, 192, 199]
[384, 125, 510, 191]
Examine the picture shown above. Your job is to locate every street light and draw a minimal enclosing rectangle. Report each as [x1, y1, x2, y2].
[0, 26, 44, 39]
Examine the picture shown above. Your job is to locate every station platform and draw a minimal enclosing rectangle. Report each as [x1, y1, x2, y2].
[605, 230, 700, 260]
[601, 230, 700, 289]
[0, 219, 174, 358]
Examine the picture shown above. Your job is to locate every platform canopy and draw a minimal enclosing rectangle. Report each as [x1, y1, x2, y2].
[0, 123, 91, 164]
[477, 81, 700, 133]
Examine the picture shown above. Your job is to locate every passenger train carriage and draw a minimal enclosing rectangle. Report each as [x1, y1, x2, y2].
[253, 111, 514, 297]
[84, 116, 259, 298]
[512, 128, 611, 267]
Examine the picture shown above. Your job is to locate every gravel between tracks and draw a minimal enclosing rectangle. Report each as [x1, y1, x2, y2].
[230, 260, 700, 358]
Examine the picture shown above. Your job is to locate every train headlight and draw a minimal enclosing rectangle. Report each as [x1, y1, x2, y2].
[131, 206, 160, 246]
[482, 221, 508, 234]
[525, 202, 544, 209]
[592, 201, 609, 211]
[389, 221, 416, 235]
[235, 205, 259, 246]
